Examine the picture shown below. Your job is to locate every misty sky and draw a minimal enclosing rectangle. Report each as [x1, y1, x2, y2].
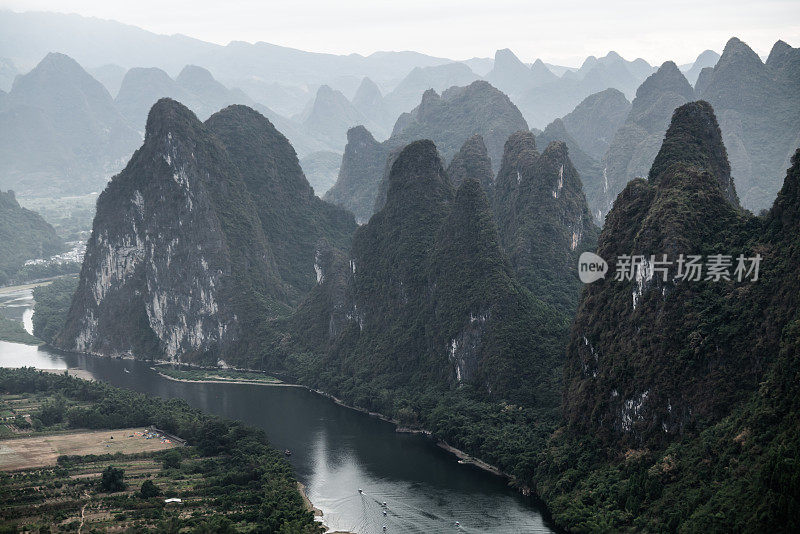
[2, 0, 799, 65]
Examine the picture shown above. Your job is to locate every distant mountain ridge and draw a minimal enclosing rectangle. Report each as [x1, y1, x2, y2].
[325, 80, 528, 223]
[597, 61, 694, 221]
[0, 52, 140, 196]
[695, 37, 800, 212]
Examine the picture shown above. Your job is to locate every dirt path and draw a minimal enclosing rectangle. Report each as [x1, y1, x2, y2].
[78, 501, 87, 534]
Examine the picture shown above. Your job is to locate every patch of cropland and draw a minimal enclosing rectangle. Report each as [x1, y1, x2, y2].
[0, 367, 321, 533]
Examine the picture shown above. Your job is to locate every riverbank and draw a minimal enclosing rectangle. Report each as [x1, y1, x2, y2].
[1, 367, 95, 381]
[302, 386, 532, 493]
[297, 481, 323, 517]
[157, 368, 529, 496]
[0, 316, 41, 346]
[39, 367, 95, 380]
[0, 279, 56, 295]
[160, 370, 527, 493]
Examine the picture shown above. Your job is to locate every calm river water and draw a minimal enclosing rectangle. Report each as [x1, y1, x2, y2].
[0, 286, 555, 533]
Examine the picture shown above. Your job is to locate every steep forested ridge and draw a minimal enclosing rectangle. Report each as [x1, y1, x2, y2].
[493, 131, 599, 314]
[323, 126, 390, 223]
[0, 190, 64, 285]
[445, 134, 494, 193]
[56, 99, 354, 367]
[533, 101, 800, 532]
[289, 139, 566, 411]
[205, 104, 356, 303]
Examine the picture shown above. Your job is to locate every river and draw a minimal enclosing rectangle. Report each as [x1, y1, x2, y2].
[0, 286, 555, 533]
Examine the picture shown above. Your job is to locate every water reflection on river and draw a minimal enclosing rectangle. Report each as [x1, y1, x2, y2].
[0, 289, 554, 533]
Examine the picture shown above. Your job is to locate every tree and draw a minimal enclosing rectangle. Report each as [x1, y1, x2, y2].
[162, 450, 182, 469]
[99, 466, 126, 492]
[140, 479, 161, 498]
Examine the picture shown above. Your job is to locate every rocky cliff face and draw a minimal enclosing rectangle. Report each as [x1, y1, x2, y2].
[57, 99, 355, 364]
[323, 126, 389, 223]
[58, 99, 273, 361]
[292, 140, 564, 403]
[493, 131, 599, 313]
[563, 101, 754, 448]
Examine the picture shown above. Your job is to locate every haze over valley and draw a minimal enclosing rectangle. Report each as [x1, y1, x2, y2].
[1, 3, 799, 532]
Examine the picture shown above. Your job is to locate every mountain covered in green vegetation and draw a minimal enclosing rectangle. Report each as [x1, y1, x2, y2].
[535, 118, 606, 225]
[205, 104, 356, 303]
[446, 134, 494, 194]
[56, 99, 354, 365]
[289, 139, 566, 411]
[0, 189, 64, 285]
[560, 88, 631, 161]
[388, 81, 528, 174]
[323, 126, 390, 223]
[533, 100, 800, 531]
[494, 131, 599, 313]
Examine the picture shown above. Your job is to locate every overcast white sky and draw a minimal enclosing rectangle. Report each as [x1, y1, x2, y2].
[2, 0, 799, 65]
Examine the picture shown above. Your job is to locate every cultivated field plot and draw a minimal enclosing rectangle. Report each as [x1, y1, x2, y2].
[0, 428, 177, 470]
